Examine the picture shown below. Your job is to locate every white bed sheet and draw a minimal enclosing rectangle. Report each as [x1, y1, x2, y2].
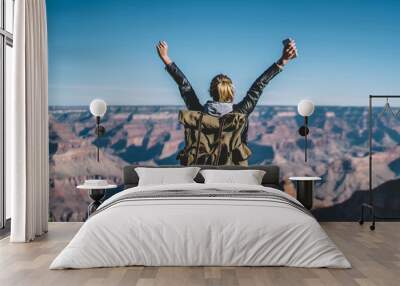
[50, 183, 350, 269]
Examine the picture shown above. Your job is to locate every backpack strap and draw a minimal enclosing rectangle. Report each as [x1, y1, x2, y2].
[214, 116, 226, 165]
[193, 112, 204, 165]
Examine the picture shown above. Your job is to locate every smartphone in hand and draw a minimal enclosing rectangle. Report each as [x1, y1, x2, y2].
[282, 38, 291, 46]
[282, 38, 297, 58]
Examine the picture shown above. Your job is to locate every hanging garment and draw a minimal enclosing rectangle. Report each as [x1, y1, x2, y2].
[178, 110, 252, 166]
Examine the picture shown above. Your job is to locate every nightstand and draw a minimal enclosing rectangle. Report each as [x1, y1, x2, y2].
[77, 180, 117, 216]
[289, 177, 321, 210]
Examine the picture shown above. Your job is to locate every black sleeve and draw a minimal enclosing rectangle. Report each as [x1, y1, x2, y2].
[165, 62, 203, 111]
[234, 63, 282, 115]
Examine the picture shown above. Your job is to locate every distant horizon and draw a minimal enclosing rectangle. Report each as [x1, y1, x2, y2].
[48, 103, 398, 108]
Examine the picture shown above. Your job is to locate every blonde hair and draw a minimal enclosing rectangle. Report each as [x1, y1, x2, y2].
[209, 74, 234, 103]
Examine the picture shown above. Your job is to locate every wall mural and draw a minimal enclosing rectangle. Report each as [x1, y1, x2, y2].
[47, 0, 400, 221]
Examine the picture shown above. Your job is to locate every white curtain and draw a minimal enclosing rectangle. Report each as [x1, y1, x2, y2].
[9, 0, 49, 242]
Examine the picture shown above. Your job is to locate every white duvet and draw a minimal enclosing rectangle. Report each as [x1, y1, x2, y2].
[50, 183, 351, 269]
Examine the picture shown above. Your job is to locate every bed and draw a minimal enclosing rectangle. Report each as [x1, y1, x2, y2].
[50, 165, 350, 269]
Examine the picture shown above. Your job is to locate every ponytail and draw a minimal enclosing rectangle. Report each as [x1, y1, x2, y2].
[209, 74, 234, 103]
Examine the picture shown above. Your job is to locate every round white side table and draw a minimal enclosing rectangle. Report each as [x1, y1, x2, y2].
[77, 182, 117, 216]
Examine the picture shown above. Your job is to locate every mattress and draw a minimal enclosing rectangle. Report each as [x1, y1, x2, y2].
[50, 183, 350, 269]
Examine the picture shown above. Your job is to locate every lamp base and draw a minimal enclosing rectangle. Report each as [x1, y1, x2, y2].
[298, 126, 309, 136]
[95, 125, 106, 136]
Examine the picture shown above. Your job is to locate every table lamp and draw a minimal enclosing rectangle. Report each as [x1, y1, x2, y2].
[297, 100, 315, 162]
[89, 99, 107, 162]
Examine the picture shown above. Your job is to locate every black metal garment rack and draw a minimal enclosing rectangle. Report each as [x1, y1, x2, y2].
[359, 95, 400, 230]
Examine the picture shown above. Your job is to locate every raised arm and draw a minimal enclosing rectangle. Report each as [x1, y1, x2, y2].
[234, 39, 298, 115]
[156, 41, 203, 111]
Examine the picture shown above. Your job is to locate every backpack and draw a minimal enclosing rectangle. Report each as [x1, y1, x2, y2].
[177, 110, 252, 166]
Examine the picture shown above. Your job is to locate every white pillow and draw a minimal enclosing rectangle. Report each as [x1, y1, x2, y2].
[200, 169, 266, 185]
[135, 167, 200, 186]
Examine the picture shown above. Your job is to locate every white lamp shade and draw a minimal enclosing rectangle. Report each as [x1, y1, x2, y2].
[89, 99, 107, 117]
[297, 100, 315, 117]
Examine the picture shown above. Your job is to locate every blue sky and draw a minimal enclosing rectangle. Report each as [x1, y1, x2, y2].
[47, 0, 400, 106]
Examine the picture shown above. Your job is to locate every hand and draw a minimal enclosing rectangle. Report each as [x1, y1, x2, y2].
[277, 39, 297, 67]
[156, 40, 172, 65]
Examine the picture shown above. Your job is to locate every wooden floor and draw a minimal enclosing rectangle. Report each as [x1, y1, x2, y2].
[0, 222, 399, 286]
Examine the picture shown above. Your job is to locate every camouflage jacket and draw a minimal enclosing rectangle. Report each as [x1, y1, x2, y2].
[178, 110, 252, 166]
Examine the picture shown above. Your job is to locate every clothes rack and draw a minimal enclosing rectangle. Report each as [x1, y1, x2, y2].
[359, 95, 400, 230]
